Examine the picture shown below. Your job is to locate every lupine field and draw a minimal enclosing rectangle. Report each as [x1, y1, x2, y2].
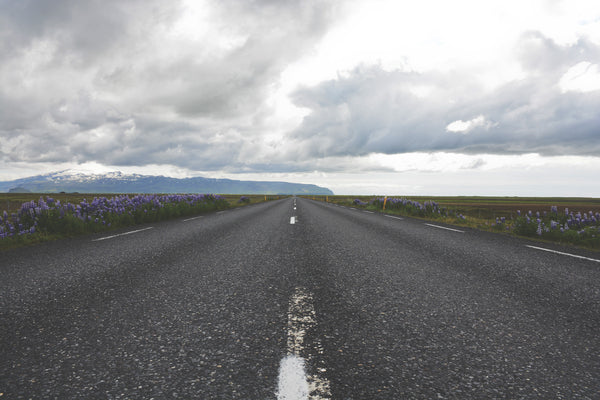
[305, 195, 600, 250]
[0, 193, 233, 247]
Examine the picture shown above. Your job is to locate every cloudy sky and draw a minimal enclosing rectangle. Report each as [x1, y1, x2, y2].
[1, 0, 599, 195]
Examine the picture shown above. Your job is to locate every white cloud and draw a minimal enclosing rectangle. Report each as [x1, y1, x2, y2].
[446, 115, 493, 134]
[559, 61, 600, 93]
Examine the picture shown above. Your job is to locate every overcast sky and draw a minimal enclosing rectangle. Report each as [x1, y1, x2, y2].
[1, 0, 599, 195]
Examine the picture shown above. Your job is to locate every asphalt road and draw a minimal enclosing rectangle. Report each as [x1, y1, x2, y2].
[1, 197, 600, 399]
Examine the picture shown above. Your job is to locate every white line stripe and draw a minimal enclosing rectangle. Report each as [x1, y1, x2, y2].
[525, 245, 600, 263]
[182, 216, 203, 222]
[278, 287, 331, 400]
[217, 211, 226, 214]
[290, 216, 296, 224]
[277, 355, 309, 400]
[425, 223, 465, 233]
[385, 215, 404, 220]
[92, 227, 154, 241]
[363, 211, 374, 214]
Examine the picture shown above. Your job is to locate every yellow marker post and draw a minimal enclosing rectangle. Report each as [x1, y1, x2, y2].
[383, 196, 388, 211]
[326, 196, 328, 202]
[265, 195, 267, 201]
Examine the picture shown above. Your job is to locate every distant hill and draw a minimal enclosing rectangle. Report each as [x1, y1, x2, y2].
[8, 186, 31, 193]
[0, 171, 334, 195]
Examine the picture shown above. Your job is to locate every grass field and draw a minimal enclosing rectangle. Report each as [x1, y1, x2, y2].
[2, 193, 599, 250]
[0, 193, 286, 250]
[303, 195, 600, 250]
[305, 195, 600, 220]
[0, 193, 283, 214]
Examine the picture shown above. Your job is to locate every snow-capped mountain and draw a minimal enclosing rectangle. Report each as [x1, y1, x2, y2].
[0, 170, 334, 195]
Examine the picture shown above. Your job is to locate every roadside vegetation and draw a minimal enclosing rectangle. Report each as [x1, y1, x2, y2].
[0, 193, 283, 250]
[305, 195, 600, 251]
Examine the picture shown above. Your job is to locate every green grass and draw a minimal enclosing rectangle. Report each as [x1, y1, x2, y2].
[0, 193, 288, 250]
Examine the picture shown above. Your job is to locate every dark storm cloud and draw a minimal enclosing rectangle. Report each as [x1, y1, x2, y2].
[0, 0, 344, 172]
[0, 0, 178, 59]
[288, 32, 600, 159]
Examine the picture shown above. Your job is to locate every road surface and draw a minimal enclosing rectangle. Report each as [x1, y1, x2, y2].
[1, 197, 599, 398]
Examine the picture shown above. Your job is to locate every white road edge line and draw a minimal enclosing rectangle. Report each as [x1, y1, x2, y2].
[182, 216, 203, 222]
[363, 211, 374, 214]
[425, 223, 465, 233]
[385, 215, 404, 220]
[92, 227, 154, 241]
[526, 245, 600, 263]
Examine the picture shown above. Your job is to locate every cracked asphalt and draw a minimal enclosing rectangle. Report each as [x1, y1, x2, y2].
[1, 197, 600, 398]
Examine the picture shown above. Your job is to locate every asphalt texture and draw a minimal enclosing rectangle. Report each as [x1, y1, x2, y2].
[1, 197, 600, 399]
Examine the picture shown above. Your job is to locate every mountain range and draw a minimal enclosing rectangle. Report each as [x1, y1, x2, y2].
[0, 171, 334, 195]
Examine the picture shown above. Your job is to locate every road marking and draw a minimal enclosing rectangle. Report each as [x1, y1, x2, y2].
[424, 223, 465, 233]
[385, 215, 404, 220]
[182, 216, 203, 222]
[278, 287, 331, 400]
[526, 245, 600, 263]
[294, 207, 297, 210]
[290, 216, 296, 224]
[277, 355, 308, 400]
[363, 211, 374, 214]
[92, 227, 154, 241]
[217, 211, 226, 214]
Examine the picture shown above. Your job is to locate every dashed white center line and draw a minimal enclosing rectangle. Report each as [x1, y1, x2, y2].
[277, 287, 331, 400]
[290, 216, 297, 224]
[425, 223, 465, 233]
[384, 215, 404, 220]
[526, 245, 600, 263]
[92, 227, 154, 241]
